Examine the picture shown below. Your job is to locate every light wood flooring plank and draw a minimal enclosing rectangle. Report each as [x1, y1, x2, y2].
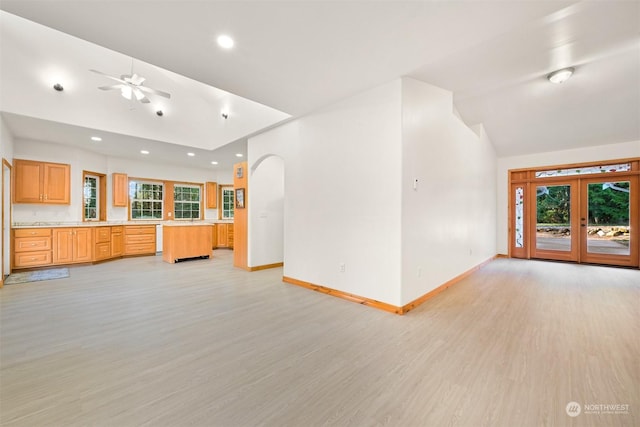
[1, 253, 638, 426]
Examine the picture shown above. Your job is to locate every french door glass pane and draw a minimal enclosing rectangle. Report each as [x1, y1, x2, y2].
[586, 181, 630, 255]
[536, 184, 571, 252]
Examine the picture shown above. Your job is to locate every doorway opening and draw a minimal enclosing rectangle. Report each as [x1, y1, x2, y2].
[510, 158, 639, 267]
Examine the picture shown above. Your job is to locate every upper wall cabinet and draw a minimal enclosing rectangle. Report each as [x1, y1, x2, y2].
[112, 173, 128, 207]
[206, 181, 218, 209]
[13, 159, 71, 204]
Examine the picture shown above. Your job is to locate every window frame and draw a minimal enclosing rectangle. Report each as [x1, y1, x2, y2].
[129, 180, 165, 220]
[219, 185, 235, 220]
[82, 171, 106, 222]
[173, 183, 203, 220]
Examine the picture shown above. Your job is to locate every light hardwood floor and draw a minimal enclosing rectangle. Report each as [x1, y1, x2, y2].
[1, 252, 638, 427]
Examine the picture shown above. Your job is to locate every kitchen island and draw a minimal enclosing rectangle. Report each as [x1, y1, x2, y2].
[162, 223, 213, 263]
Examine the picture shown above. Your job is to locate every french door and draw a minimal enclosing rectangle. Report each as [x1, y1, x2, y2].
[510, 160, 639, 268]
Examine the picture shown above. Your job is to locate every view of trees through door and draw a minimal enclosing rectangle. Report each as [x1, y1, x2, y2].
[510, 158, 639, 268]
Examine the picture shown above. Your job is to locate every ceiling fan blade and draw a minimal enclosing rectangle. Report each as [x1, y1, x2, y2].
[136, 85, 171, 99]
[129, 74, 146, 86]
[98, 84, 123, 91]
[132, 87, 149, 103]
[89, 69, 128, 85]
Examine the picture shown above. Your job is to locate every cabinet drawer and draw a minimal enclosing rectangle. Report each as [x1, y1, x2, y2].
[125, 243, 155, 255]
[14, 228, 51, 238]
[95, 242, 111, 260]
[15, 237, 52, 252]
[125, 226, 156, 235]
[14, 251, 52, 268]
[95, 227, 111, 243]
[111, 226, 124, 234]
[125, 234, 155, 244]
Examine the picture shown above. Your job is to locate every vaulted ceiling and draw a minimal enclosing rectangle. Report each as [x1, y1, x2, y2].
[1, 1, 638, 168]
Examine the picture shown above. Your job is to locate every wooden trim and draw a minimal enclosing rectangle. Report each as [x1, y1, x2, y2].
[248, 262, 283, 271]
[401, 255, 499, 314]
[217, 184, 233, 220]
[82, 171, 106, 222]
[283, 276, 402, 314]
[284, 256, 499, 315]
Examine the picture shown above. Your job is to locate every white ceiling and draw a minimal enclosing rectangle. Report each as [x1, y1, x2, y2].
[0, 1, 638, 165]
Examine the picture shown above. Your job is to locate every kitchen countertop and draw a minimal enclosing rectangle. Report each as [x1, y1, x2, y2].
[12, 220, 233, 229]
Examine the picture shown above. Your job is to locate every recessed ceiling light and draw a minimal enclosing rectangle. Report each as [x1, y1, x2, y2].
[547, 67, 575, 84]
[187, 152, 195, 157]
[140, 150, 150, 155]
[211, 161, 218, 165]
[235, 153, 243, 158]
[90, 136, 102, 142]
[217, 35, 234, 49]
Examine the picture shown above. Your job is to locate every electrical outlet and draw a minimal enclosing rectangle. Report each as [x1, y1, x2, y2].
[339, 263, 346, 273]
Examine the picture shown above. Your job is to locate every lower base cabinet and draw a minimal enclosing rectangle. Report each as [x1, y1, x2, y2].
[215, 223, 234, 249]
[53, 228, 93, 265]
[124, 225, 156, 255]
[12, 224, 155, 270]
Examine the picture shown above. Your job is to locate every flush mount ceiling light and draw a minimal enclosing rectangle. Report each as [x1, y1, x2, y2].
[235, 153, 243, 158]
[90, 136, 102, 142]
[187, 152, 195, 157]
[211, 161, 218, 165]
[53, 83, 64, 91]
[547, 67, 575, 84]
[140, 150, 150, 155]
[217, 35, 234, 49]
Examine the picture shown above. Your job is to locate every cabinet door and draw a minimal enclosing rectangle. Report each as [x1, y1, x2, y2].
[13, 160, 43, 203]
[112, 173, 128, 207]
[43, 163, 70, 204]
[73, 228, 93, 262]
[211, 224, 217, 249]
[217, 224, 228, 247]
[53, 228, 74, 264]
[206, 182, 218, 209]
[111, 231, 124, 257]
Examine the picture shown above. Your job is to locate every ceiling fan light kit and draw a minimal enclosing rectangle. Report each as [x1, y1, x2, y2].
[547, 67, 575, 84]
[90, 63, 171, 110]
[53, 83, 64, 91]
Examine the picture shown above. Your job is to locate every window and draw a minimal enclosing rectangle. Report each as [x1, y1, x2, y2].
[83, 175, 99, 221]
[130, 181, 163, 219]
[174, 184, 201, 219]
[220, 185, 234, 219]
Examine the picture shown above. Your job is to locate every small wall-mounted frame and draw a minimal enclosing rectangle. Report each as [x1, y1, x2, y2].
[235, 188, 245, 209]
[236, 166, 243, 179]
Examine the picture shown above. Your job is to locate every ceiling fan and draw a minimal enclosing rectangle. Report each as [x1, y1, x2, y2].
[89, 67, 171, 104]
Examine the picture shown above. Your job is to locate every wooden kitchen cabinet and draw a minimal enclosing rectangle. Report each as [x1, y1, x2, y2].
[53, 228, 93, 264]
[13, 228, 53, 268]
[206, 182, 218, 209]
[124, 225, 156, 256]
[163, 225, 212, 263]
[94, 227, 111, 261]
[112, 173, 128, 207]
[13, 159, 70, 204]
[111, 226, 124, 257]
[215, 223, 234, 248]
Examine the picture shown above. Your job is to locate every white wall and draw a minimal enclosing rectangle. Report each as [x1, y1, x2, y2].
[248, 155, 284, 268]
[1, 116, 15, 276]
[496, 140, 640, 254]
[12, 138, 230, 223]
[249, 80, 403, 306]
[401, 78, 497, 304]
